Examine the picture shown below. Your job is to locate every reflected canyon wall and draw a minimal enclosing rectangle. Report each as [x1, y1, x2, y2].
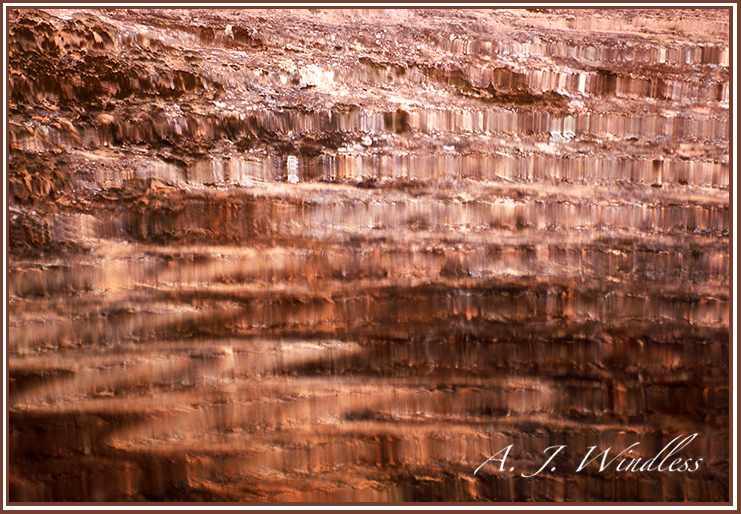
[6, 8, 730, 502]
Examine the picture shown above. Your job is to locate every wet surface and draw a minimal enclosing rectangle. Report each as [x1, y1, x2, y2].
[6, 8, 730, 502]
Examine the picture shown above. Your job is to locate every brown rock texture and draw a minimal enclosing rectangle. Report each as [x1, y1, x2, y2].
[6, 8, 730, 502]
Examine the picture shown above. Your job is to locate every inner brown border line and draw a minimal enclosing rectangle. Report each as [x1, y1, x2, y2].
[3, 2, 736, 509]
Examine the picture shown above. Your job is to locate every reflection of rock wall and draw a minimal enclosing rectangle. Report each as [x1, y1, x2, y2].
[7, 8, 730, 502]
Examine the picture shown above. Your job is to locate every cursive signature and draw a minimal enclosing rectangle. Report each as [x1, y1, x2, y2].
[473, 433, 703, 477]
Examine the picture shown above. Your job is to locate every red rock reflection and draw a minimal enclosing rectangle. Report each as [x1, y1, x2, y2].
[7, 7, 730, 502]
